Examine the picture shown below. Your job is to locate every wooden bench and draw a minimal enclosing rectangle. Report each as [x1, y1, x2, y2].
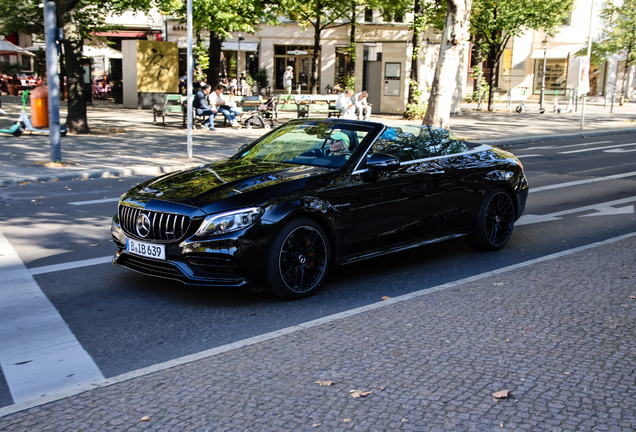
[153, 94, 185, 125]
[181, 95, 263, 128]
[276, 94, 298, 118]
[295, 95, 341, 118]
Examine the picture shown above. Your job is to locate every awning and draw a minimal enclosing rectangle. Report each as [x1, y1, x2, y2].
[0, 39, 35, 56]
[530, 49, 570, 59]
[92, 31, 154, 38]
[83, 46, 123, 59]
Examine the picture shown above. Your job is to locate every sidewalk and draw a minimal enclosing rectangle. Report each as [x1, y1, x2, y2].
[1, 233, 634, 430]
[1, 95, 635, 186]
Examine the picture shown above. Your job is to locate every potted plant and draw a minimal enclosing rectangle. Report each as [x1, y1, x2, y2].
[2, 62, 25, 96]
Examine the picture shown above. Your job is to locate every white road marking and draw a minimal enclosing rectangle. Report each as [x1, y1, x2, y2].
[1, 231, 635, 417]
[516, 141, 611, 151]
[0, 229, 104, 404]
[29, 256, 113, 276]
[69, 198, 120, 206]
[605, 147, 636, 153]
[516, 196, 636, 226]
[530, 170, 636, 193]
[559, 143, 636, 154]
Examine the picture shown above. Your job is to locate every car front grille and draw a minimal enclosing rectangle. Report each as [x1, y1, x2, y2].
[119, 205, 191, 243]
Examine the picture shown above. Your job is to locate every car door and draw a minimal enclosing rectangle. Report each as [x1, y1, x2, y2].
[349, 126, 456, 255]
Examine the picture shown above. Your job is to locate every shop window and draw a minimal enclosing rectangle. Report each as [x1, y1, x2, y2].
[335, 47, 352, 87]
[533, 58, 568, 95]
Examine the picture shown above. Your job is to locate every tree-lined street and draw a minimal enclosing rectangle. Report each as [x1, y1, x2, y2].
[1, 117, 635, 429]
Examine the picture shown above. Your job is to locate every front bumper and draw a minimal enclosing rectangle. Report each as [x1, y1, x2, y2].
[111, 219, 271, 287]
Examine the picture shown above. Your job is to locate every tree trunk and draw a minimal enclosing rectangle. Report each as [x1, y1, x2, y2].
[422, 0, 472, 130]
[59, 7, 89, 134]
[311, 24, 321, 94]
[487, 46, 497, 111]
[349, 8, 356, 87]
[207, 31, 223, 87]
[408, 0, 423, 106]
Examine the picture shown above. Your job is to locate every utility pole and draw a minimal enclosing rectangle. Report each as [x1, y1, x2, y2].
[186, 0, 193, 157]
[44, 0, 61, 162]
[581, 0, 595, 129]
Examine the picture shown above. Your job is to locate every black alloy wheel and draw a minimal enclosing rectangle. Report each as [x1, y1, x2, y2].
[469, 187, 516, 251]
[266, 218, 330, 299]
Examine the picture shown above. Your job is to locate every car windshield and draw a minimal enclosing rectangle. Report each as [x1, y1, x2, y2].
[234, 121, 374, 168]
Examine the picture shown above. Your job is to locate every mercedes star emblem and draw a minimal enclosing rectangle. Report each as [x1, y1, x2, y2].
[136, 213, 151, 238]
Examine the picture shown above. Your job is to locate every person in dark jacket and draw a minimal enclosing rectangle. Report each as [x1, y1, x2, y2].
[193, 84, 216, 131]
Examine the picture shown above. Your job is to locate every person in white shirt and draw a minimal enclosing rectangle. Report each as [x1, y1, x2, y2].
[335, 89, 356, 119]
[283, 66, 294, 94]
[210, 84, 241, 129]
[353, 90, 371, 121]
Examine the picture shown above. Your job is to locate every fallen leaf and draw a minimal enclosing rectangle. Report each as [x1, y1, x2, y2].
[494, 283, 505, 286]
[500, 423, 504, 428]
[350, 390, 372, 398]
[505, 339, 511, 343]
[314, 380, 334, 386]
[90, 244, 98, 247]
[629, 296, 636, 299]
[343, 418, 352, 423]
[381, 296, 391, 300]
[564, 372, 571, 375]
[140, 416, 151, 421]
[379, 385, 386, 391]
[402, 417, 408, 423]
[492, 390, 510, 399]
[309, 416, 321, 427]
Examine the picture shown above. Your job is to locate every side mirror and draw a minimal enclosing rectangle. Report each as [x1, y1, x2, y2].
[238, 144, 248, 152]
[366, 153, 400, 171]
[362, 153, 400, 182]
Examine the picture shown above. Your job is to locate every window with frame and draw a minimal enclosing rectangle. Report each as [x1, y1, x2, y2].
[533, 58, 568, 94]
[369, 126, 469, 162]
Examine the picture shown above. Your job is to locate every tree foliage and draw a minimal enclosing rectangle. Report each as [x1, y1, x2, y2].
[166, 0, 276, 87]
[469, 0, 574, 110]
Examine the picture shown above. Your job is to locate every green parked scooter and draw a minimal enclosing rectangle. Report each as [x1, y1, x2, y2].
[0, 99, 25, 137]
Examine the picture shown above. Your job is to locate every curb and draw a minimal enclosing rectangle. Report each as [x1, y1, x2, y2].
[2, 127, 635, 187]
[474, 127, 636, 147]
[0, 164, 202, 187]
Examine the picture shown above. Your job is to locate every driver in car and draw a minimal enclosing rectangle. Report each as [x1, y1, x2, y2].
[328, 132, 350, 156]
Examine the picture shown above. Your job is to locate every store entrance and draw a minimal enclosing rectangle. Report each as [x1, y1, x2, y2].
[274, 45, 316, 94]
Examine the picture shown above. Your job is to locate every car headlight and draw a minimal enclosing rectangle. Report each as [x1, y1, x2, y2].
[196, 208, 264, 236]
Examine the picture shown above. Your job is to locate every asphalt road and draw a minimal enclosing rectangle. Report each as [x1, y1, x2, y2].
[0, 131, 635, 409]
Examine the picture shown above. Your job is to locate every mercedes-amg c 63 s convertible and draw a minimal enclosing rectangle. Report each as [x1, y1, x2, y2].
[112, 119, 528, 299]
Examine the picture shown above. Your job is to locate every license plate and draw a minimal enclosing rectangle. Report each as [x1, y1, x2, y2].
[126, 238, 165, 260]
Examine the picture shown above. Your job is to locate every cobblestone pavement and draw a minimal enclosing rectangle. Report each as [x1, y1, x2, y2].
[1, 235, 634, 431]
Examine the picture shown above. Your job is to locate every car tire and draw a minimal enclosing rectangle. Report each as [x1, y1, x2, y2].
[468, 187, 516, 251]
[265, 217, 330, 299]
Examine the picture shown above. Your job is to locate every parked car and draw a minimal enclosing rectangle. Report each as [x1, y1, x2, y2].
[112, 119, 528, 299]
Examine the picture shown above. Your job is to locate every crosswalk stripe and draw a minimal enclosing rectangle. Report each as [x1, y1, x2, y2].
[0, 229, 104, 404]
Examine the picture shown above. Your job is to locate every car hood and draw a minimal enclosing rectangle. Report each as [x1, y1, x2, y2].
[127, 158, 331, 210]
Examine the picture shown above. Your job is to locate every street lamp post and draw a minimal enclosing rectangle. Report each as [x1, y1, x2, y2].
[237, 33, 245, 91]
[539, 36, 548, 113]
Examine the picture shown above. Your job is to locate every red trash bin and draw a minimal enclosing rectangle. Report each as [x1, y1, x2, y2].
[30, 85, 49, 128]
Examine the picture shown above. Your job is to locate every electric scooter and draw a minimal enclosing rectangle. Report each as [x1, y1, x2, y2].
[19, 91, 67, 136]
[0, 99, 25, 137]
[553, 89, 561, 114]
[515, 87, 529, 113]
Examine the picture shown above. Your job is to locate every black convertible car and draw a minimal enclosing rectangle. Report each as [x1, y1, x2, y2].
[112, 119, 528, 299]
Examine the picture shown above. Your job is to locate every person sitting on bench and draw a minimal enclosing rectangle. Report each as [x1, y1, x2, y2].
[193, 84, 216, 131]
[210, 84, 241, 129]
